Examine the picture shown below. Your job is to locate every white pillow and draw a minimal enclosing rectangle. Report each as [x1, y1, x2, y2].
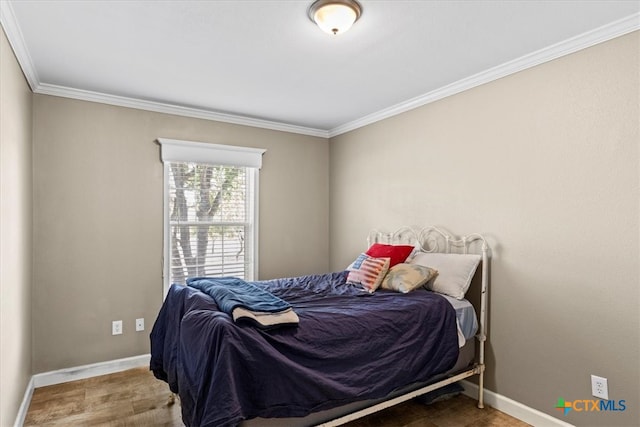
[409, 252, 481, 299]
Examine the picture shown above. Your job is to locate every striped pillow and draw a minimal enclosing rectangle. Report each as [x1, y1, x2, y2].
[346, 253, 391, 293]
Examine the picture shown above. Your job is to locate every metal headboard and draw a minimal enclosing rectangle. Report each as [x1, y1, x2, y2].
[367, 226, 489, 406]
[367, 226, 487, 255]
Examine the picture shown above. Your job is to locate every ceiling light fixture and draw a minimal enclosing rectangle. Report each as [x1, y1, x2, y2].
[308, 0, 362, 36]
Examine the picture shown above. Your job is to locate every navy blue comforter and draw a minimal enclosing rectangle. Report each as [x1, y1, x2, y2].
[150, 271, 459, 427]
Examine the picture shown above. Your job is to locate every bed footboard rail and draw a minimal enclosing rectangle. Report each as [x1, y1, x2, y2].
[317, 364, 485, 427]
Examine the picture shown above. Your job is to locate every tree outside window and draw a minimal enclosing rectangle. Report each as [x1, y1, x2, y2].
[158, 138, 264, 294]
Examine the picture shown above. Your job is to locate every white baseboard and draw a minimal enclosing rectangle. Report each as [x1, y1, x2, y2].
[461, 380, 574, 427]
[32, 354, 150, 388]
[15, 357, 568, 427]
[13, 377, 34, 427]
[14, 354, 150, 426]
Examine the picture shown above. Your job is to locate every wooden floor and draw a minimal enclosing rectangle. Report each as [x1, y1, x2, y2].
[25, 367, 530, 426]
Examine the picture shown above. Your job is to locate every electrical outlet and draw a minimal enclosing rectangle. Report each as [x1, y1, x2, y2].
[591, 375, 608, 400]
[112, 320, 123, 335]
[136, 318, 145, 332]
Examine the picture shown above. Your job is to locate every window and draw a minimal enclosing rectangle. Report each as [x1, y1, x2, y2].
[158, 139, 265, 293]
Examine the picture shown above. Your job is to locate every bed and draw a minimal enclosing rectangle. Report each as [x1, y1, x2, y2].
[150, 226, 489, 427]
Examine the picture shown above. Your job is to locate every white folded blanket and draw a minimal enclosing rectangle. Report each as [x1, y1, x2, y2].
[232, 307, 300, 329]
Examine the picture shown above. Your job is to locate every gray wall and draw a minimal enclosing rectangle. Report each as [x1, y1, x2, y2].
[32, 95, 329, 373]
[5, 22, 638, 427]
[0, 28, 33, 426]
[329, 32, 639, 426]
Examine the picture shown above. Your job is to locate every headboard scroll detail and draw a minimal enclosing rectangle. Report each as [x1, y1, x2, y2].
[367, 226, 489, 257]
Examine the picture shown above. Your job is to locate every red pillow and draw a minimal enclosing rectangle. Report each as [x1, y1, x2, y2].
[365, 243, 414, 268]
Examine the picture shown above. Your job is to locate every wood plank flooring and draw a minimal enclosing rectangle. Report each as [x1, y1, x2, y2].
[25, 367, 530, 426]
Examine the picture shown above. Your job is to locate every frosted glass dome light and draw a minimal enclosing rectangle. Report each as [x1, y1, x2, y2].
[308, 0, 362, 36]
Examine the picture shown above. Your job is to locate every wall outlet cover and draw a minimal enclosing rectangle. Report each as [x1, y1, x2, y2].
[112, 320, 123, 335]
[591, 374, 608, 400]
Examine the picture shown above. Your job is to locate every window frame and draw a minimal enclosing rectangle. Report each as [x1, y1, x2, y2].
[158, 138, 265, 295]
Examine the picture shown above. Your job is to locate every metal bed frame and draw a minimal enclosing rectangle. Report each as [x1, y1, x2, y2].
[317, 226, 489, 426]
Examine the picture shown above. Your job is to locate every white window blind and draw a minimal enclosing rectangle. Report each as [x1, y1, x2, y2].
[158, 139, 265, 293]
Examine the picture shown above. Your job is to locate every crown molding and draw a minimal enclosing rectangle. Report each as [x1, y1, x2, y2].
[0, 0, 327, 139]
[0, 0, 39, 89]
[328, 12, 640, 137]
[35, 83, 330, 138]
[2, 0, 637, 140]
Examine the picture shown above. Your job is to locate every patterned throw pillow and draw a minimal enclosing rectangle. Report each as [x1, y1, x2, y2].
[380, 263, 439, 293]
[346, 253, 391, 293]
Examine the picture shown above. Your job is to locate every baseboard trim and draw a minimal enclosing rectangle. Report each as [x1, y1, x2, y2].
[14, 354, 150, 426]
[15, 357, 570, 427]
[13, 376, 34, 427]
[461, 380, 574, 427]
[32, 354, 150, 388]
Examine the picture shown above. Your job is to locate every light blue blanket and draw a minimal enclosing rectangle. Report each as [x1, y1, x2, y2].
[186, 276, 291, 314]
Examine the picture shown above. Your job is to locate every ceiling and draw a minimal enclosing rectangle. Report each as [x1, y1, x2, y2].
[2, 1, 639, 137]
